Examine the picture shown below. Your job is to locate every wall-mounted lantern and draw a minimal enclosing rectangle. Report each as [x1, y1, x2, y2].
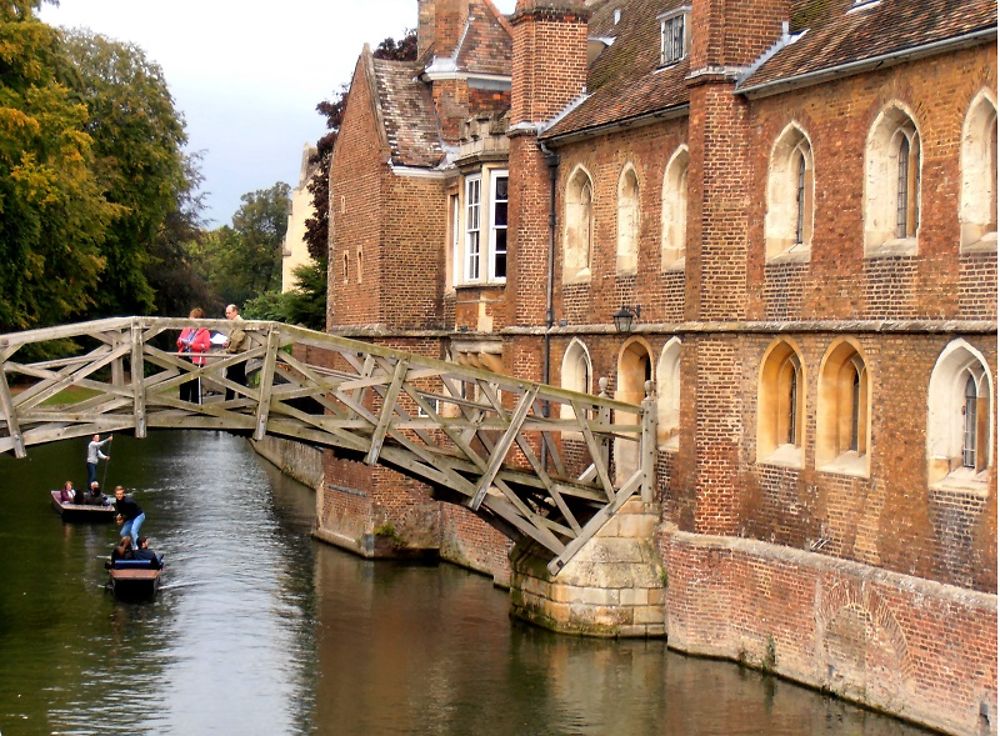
[612, 304, 641, 334]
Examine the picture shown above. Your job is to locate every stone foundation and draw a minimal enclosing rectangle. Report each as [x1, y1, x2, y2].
[510, 498, 666, 637]
[661, 524, 998, 736]
[251, 436, 323, 490]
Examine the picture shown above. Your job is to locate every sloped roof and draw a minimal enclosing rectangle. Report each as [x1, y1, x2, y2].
[739, 0, 997, 93]
[456, 0, 513, 76]
[371, 57, 446, 168]
[543, 0, 690, 140]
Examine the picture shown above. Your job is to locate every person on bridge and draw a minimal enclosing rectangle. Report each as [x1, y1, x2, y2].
[86, 434, 111, 486]
[177, 308, 212, 404]
[222, 303, 249, 401]
[113, 485, 145, 551]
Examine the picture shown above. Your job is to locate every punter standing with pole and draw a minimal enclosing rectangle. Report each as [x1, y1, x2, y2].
[86, 434, 112, 486]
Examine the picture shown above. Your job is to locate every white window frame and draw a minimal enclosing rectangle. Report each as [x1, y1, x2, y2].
[658, 6, 690, 66]
[465, 175, 482, 282]
[488, 169, 509, 283]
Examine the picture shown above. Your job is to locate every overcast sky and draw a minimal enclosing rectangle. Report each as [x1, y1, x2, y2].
[39, 1, 517, 226]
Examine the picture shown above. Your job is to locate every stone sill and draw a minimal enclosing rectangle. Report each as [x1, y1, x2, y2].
[864, 237, 917, 259]
[930, 469, 991, 497]
[817, 452, 869, 478]
[662, 256, 685, 273]
[766, 247, 811, 265]
[960, 234, 997, 255]
[757, 444, 804, 469]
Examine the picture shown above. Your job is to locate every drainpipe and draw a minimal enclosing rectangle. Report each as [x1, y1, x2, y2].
[539, 139, 559, 470]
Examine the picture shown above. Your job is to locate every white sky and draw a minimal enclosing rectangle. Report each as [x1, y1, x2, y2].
[39, 0, 518, 226]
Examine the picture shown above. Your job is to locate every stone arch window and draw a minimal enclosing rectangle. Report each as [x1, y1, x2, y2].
[563, 165, 594, 282]
[960, 91, 998, 250]
[614, 337, 652, 481]
[864, 105, 921, 256]
[817, 340, 870, 475]
[559, 338, 593, 421]
[656, 337, 681, 450]
[660, 146, 689, 270]
[616, 164, 640, 273]
[765, 124, 814, 261]
[757, 340, 805, 466]
[927, 339, 993, 487]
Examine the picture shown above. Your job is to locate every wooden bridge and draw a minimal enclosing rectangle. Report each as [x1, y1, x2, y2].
[0, 317, 654, 573]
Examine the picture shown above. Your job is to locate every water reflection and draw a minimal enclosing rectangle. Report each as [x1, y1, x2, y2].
[0, 432, 930, 736]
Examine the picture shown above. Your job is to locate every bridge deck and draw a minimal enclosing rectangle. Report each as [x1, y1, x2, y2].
[0, 318, 654, 573]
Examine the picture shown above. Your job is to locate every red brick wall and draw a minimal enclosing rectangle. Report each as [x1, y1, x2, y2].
[382, 175, 448, 330]
[745, 46, 998, 323]
[510, 1, 588, 125]
[661, 528, 997, 736]
[330, 56, 387, 328]
[552, 120, 689, 327]
[689, 0, 790, 70]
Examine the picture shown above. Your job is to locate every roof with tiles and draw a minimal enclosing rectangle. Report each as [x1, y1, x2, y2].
[542, 0, 690, 140]
[371, 57, 446, 168]
[455, 0, 513, 75]
[742, 0, 996, 92]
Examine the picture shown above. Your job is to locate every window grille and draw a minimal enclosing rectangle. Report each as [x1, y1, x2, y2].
[465, 177, 481, 281]
[963, 374, 978, 468]
[660, 13, 686, 65]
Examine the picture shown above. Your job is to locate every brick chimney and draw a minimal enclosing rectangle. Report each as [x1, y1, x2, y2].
[510, 0, 589, 125]
[505, 0, 589, 345]
[417, 0, 436, 58]
[688, 0, 790, 71]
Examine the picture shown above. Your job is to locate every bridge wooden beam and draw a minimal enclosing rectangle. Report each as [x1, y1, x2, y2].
[365, 358, 408, 465]
[253, 328, 281, 441]
[131, 322, 147, 438]
[470, 386, 537, 511]
[0, 369, 25, 458]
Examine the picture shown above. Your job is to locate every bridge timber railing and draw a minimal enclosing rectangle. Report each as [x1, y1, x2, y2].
[0, 317, 654, 573]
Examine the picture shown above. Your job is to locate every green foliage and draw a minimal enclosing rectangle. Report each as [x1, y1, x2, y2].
[0, 5, 119, 332]
[283, 260, 327, 330]
[60, 29, 191, 317]
[192, 182, 290, 311]
[241, 289, 286, 322]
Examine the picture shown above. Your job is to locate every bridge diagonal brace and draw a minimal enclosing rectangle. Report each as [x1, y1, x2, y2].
[469, 386, 538, 511]
[573, 399, 616, 502]
[365, 358, 408, 465]
[545, 469, 644, 576]
[253, 328, 282, 440]
[0, 369, 25, 458]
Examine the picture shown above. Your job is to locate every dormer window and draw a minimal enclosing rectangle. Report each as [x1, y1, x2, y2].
[659, 6, 690, 66]
[613, 8, 622, 24]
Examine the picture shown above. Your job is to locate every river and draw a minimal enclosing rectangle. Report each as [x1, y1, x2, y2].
[0, 432, 931, 735]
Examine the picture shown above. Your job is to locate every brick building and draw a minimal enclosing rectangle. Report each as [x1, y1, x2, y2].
[321, 1, 997, 733]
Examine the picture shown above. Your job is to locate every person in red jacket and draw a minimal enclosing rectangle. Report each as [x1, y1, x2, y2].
[177, 307, 212, 404]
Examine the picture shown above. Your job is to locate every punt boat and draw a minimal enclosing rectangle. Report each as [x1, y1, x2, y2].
[50, 491, 115, 522]
[107, 557, 164, 600]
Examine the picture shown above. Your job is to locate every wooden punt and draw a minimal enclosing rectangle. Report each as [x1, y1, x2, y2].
[107, 558, 164, 600]
[50, 491, 115, 522]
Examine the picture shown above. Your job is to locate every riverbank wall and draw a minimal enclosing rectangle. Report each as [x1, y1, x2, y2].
[660, 524, 997, 736]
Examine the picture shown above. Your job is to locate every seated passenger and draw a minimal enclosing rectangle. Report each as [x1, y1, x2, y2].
[81, 481, 108, 505]
[111, 535, 134, 562]
[132, 537, 163, 569]
[58, 480, 76, 503]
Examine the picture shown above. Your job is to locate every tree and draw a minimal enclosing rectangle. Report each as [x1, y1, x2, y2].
[283, 260, 328, 330]
[0, 2, 120, 332]
[191, 182, 290, 311]
[303, 30, 417, 263]
[60, 29, 192, 317]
